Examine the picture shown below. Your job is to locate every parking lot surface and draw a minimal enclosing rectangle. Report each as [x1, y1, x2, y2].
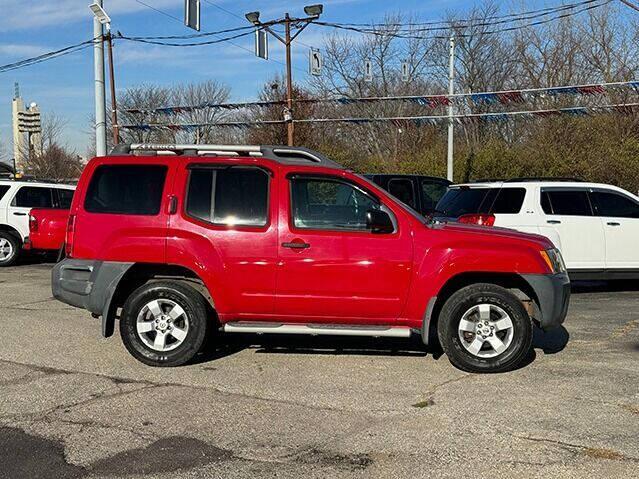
[0, 262, 638, 478]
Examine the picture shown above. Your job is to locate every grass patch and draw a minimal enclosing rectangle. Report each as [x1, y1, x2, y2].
[583, 448, 625, 460]
[412, 397, 435, 408]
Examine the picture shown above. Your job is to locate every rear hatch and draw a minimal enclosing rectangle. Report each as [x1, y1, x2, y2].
[433, 184, 526, 225]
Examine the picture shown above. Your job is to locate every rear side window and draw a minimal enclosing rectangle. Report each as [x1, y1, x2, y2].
[85, 165, 167, 215]
[0, 185, 9, 202]
[387, 179, 416, 208]
[492, 188, 526, 214]
[56, 189, 74, 209]
[186, 167, 269, 226]
[591, 190, 639, 218]
[12, 186, 54, 208]
[541, 189, 592, 216]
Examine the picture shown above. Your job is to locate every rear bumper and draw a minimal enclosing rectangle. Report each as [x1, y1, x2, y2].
[521, 273, 570, 330]
[52, 259, 133, 335]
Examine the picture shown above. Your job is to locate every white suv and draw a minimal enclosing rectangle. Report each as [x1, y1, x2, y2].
[435, 179, 639, 280]
[0, 179, 75, 266]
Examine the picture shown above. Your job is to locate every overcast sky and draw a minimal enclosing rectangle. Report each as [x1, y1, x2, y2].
[0, 0, 551, 159]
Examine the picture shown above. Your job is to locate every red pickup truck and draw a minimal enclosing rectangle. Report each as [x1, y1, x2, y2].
[26, 208, 69, 253]
[52, 144, 570, 373]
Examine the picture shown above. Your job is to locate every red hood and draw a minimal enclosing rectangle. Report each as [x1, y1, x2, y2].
[431, 222, 553, 250]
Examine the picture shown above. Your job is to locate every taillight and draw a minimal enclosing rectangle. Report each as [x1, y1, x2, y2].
[457, 213, 496, 226]
[29, 214, 38, 233]
[65, 214, 76, 258]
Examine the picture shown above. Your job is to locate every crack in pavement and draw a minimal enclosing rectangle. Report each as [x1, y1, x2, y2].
[508, 433, 639, 463]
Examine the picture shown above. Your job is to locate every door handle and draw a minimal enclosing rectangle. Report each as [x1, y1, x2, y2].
[547, 220, 561, 224]
[282, 241, 310, 249]
[13, 212, 27, 216]
[607, 222, 621, 226]
[168, 195, 178, 215]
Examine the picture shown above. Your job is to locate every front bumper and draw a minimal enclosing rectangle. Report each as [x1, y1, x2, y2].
[521, 273, 570, 330]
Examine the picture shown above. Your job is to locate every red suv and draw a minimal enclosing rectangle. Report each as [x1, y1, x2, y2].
[52, 144, 570, 373]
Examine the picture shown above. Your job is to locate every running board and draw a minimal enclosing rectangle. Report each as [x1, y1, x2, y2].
[222, 322, 412, 338]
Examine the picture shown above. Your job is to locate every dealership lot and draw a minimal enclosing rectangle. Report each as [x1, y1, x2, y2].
[0, 263, 638, 479]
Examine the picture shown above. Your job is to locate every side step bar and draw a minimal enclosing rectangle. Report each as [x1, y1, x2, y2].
[223, 322, 412, 338]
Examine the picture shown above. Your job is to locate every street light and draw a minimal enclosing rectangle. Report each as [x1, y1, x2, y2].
[245, 4, 324, 146]
[304, 4, 323, 16]
[89, 2, 111, 27]
[89, 2, 119, 148]
[245, 11, 260, 25]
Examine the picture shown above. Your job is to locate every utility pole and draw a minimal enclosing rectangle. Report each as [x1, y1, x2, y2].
[447, 34, 455, 182]
[245, 5, 324, 146]
[284, 14, 294, 146]
[106, 29, 119, 145]
[91, 1, 107, 156]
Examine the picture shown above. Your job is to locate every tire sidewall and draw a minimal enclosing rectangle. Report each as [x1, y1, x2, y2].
[120, 282, 208, 367]
[438, 286, 532, 373]
[0, 232, 20, 267]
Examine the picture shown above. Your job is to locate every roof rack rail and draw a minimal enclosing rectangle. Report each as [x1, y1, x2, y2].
[464, 176, 585, 184]
[109, 143, 344, 169]
[505, 177, 585, 183]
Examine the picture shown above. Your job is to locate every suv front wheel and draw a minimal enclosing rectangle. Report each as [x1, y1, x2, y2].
[120, 281, 210, 367]
[437, 283, 533, 373]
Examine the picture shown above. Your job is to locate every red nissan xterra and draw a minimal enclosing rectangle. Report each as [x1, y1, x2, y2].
[52, 144, 570, 373]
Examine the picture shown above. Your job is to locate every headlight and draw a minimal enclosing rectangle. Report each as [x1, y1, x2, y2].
[540, 248, 566, 274]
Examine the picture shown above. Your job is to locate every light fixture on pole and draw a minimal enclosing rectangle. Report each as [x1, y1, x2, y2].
[89, 2, 119, 147]
[244, 4, 324, 146]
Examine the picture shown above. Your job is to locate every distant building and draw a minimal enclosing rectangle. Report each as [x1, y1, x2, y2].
[11, 83, 42, 173]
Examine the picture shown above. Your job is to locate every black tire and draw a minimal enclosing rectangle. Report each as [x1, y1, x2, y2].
[0, 232, 20, 267]
[437, 283, 532, 373]
[120, 281, 210, 367]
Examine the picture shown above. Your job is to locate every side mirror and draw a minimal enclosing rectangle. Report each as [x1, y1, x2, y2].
[366, 209, 394, 234]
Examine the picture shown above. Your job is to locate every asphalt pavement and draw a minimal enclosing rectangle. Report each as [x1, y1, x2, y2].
[0, 262, 638, 478]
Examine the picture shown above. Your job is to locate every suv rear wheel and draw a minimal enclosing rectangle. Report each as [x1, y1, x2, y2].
[437, 283, 532, 373]
[0, 232, 20, 267]
[120, 281, 210, 367]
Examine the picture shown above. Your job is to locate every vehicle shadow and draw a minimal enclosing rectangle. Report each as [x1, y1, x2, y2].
[192, 325, 569, 368]
[571, 279, 639, 294]
[193, 333, 431, 365]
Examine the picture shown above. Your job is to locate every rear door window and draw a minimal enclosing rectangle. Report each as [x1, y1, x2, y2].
[55, 188, 74, 209]
[11, 186, 54, 208]
[591, 190, 639, 218]
[84, 165, 167, 215]
[186, 167, 269, 226]
[541, 189, 592, 216]
[0, 185, 10, 202]
[387, 179, 416, 209]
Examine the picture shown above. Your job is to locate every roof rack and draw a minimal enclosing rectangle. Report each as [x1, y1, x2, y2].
[465, 176, 585, 184]
[109, 143, 344, 169]
[505, 177, 584, 183]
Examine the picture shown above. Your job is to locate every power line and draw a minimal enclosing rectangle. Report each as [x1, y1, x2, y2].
[334, 0, 605, 27]
[316, 0, 611, 40]
[0, 38, 98, 73]
[133, 0, 183, 23]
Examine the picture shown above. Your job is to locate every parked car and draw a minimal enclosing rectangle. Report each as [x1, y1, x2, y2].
[25, 208, 69, 254]
[434, 178, 639, 280]
[364, 174, 451, 216]
[0, 179, 75, 266]
[52, 144, 569, 373]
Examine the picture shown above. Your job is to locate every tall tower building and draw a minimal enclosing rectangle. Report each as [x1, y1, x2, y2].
[11, 83, 42, 173]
